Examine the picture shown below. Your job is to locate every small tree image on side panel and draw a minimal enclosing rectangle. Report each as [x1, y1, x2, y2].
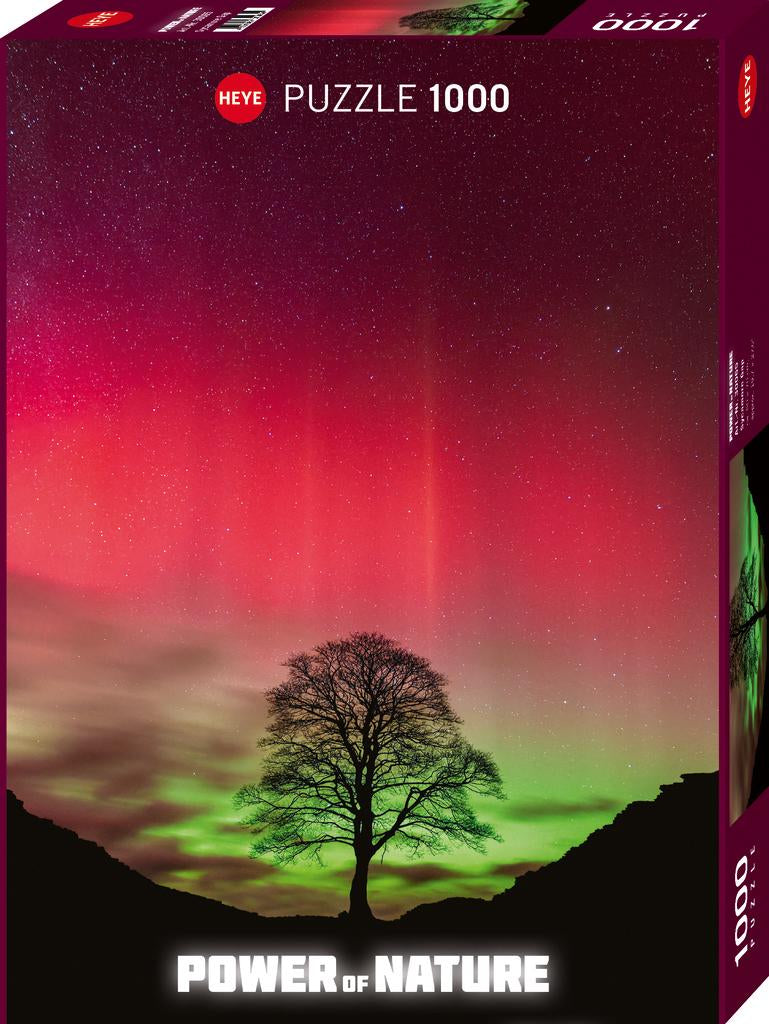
[399, 1, 528, 35]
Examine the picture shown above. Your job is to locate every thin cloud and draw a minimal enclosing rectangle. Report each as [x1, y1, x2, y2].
[505, 796, 623, 821]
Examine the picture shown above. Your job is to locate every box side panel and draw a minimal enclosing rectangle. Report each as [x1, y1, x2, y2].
[722, 4, 769, 1020]
[3, 0, 590, 39]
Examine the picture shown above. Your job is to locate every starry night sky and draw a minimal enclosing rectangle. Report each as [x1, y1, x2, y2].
[7, 39, 719, 917]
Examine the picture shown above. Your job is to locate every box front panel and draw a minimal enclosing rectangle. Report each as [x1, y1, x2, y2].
[6, 35, 720, 1023]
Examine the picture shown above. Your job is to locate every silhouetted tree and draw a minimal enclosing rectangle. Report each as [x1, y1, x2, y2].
[235, 632, 503, 921]
[400, 1, 527, 34]
[730, 553, 767, 689]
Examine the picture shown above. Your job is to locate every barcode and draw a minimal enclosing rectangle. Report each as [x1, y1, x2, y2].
[213, 7, 274, 33]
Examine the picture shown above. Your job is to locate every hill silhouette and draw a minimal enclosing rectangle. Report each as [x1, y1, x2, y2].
[7, 772, 716, 1023]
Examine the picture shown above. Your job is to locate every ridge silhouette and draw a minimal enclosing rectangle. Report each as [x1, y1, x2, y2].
[7, 772, 716, 1023]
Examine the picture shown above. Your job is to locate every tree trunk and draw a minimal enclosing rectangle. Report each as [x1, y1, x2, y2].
[349, 849, 373, 922]
[747, 604, 768, 630]
[733, 604, 769, 641]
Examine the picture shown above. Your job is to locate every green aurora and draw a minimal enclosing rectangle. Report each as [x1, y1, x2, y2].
[8, 576, 716, 919]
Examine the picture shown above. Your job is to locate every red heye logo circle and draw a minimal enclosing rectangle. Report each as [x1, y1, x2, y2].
[215, 74, 267, 124]
[68, 11, 135, 28]
[739, 54, 758, 118]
